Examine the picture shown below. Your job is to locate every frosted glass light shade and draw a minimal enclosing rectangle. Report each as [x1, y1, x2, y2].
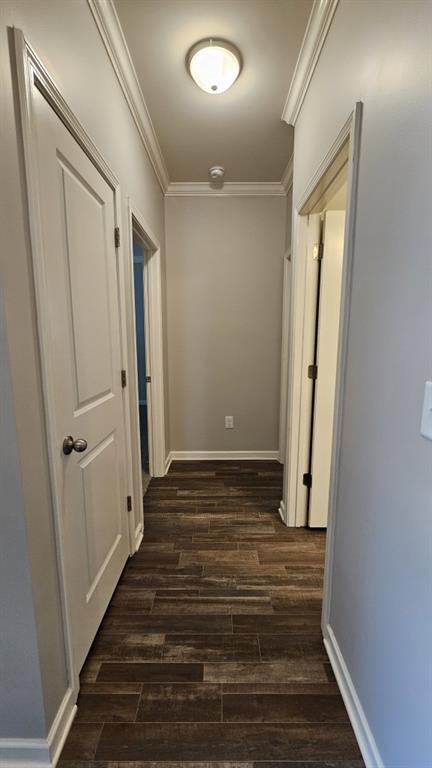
[188, 40, 241, 95]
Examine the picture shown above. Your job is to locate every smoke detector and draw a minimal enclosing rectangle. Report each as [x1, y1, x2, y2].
[209, 166, 225, 181]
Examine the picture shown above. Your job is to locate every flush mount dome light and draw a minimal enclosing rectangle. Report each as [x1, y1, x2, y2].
[187, 39, 241, 94]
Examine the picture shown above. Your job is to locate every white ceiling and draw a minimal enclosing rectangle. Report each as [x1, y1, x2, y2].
[113, 0, 313, 183]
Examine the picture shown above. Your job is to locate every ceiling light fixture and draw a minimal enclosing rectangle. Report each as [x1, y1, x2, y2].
[187, 39, 241, 95]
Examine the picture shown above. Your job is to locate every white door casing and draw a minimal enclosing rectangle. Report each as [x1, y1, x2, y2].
[33, 87, 129, 673]
[140, 241, 154, 477]
[278, 249, 292, 463]
[284, 105, 362, 529]
[125, 200, 166, 484]
[296, 214, 321, 520]
[142, 245, 155, 475]
[309, 211, 346, 527]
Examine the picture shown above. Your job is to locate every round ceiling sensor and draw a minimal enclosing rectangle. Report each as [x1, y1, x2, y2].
[187, 39, 241, 94]
[209, 166, 225, 181]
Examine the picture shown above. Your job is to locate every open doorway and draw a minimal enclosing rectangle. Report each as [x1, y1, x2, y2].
[124, 199, 167, 555]
[301, 173, 348, 528]
[132, 233, 151, 494]
[282, 104, 362, 640]
[283, 105, 362, 539]
[283, 134, 352, 532]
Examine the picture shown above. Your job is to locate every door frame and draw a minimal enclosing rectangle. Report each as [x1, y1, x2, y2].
[12, 28, 136, 715]
[124, 199, 167, 549]
[282, 103, 363, 623]
[278, 247, 291, 463]
[308, 209, 347, 529]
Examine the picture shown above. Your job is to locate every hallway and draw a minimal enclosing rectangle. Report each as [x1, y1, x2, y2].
[59, 461, 364, 766]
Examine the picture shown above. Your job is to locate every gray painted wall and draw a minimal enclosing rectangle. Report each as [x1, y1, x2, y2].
[165, 195, 286, 452]
[0, 0, 166, 738]
[0, 288, 47, 737]
[292, 1, 432, 764]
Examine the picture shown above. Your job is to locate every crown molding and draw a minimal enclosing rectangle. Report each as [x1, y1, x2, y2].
[281, 154, 293, 193]
[166, 181, 287, 197]
[87, 0, 170, 191]
[87, 0, 297, 194]
[282, 0, 339, 126]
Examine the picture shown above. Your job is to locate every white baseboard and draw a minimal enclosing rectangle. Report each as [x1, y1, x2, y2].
[0, 687, 77, 767]
[48, 688, 77, 767]
[0, 738, 50, 768]
[134, 524, 143, 553]
[169, 450, 280, 461]
[323, 625, 384, 768]
[278, 499, 287, 525]
[164, 451, 173, 474]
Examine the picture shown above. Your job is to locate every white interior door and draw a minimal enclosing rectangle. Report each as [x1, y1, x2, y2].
[33, 88, 129, 672]
[309, 210, 346, 527]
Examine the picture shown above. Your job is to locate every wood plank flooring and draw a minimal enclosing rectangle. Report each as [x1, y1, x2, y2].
[59, 460, 364, 767]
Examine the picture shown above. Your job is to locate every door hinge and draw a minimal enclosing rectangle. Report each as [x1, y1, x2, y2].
[146, 375, 151, 383]
[313, 241, 324, 261]
[121, 369, 127, 388]
[308, 364, 318, 380]
[127, 495, 132, 512]
[114, 226, 120, 248]
[302, 472, 312, 488]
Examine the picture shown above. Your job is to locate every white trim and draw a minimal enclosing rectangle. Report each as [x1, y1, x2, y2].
[87, 0, 296, 192]
[284, 103, 362, 530]
[165, 451, 173, 475]
[281, 154, 293, 193]
[14, 31, 118, 190]
[296, 111, 352, 213]
[87, 0, 169, 191]
[46, 689, 77, 768]
[324, 626, 384, 768]
[0, 741, 50, 768]
[165, 182, 287, 197]
[134, 523, 143, 552]
[278, 499, 287, 524]
[291, 212, 321, 527]
[321, 103, 363, 623]
[123, 203, 144, 551]
[126, 199, 167, 482]
[86, 0, 297, 191]
[117, 198, 140, 556]
[282, 0, 339, 126]
[0, 742, 51, 767]
[170, 451, 280, 461]
[0, 688, 76, 767]
[283, 209, 311, 527]
[278, 248, 291, 462]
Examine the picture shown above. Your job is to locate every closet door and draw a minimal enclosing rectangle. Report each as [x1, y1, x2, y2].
[34, 86, 129, 672]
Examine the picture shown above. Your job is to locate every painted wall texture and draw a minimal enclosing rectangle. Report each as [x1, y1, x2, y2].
[292, 1, 432, 764]
[165, 195, 286, 452]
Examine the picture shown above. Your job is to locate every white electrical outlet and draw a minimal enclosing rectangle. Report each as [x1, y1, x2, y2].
[420, 381, 432, 441]
[225, 415, 234, 429]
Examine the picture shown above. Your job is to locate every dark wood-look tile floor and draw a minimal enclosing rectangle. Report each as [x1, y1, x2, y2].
[59, 460, 364, 768]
